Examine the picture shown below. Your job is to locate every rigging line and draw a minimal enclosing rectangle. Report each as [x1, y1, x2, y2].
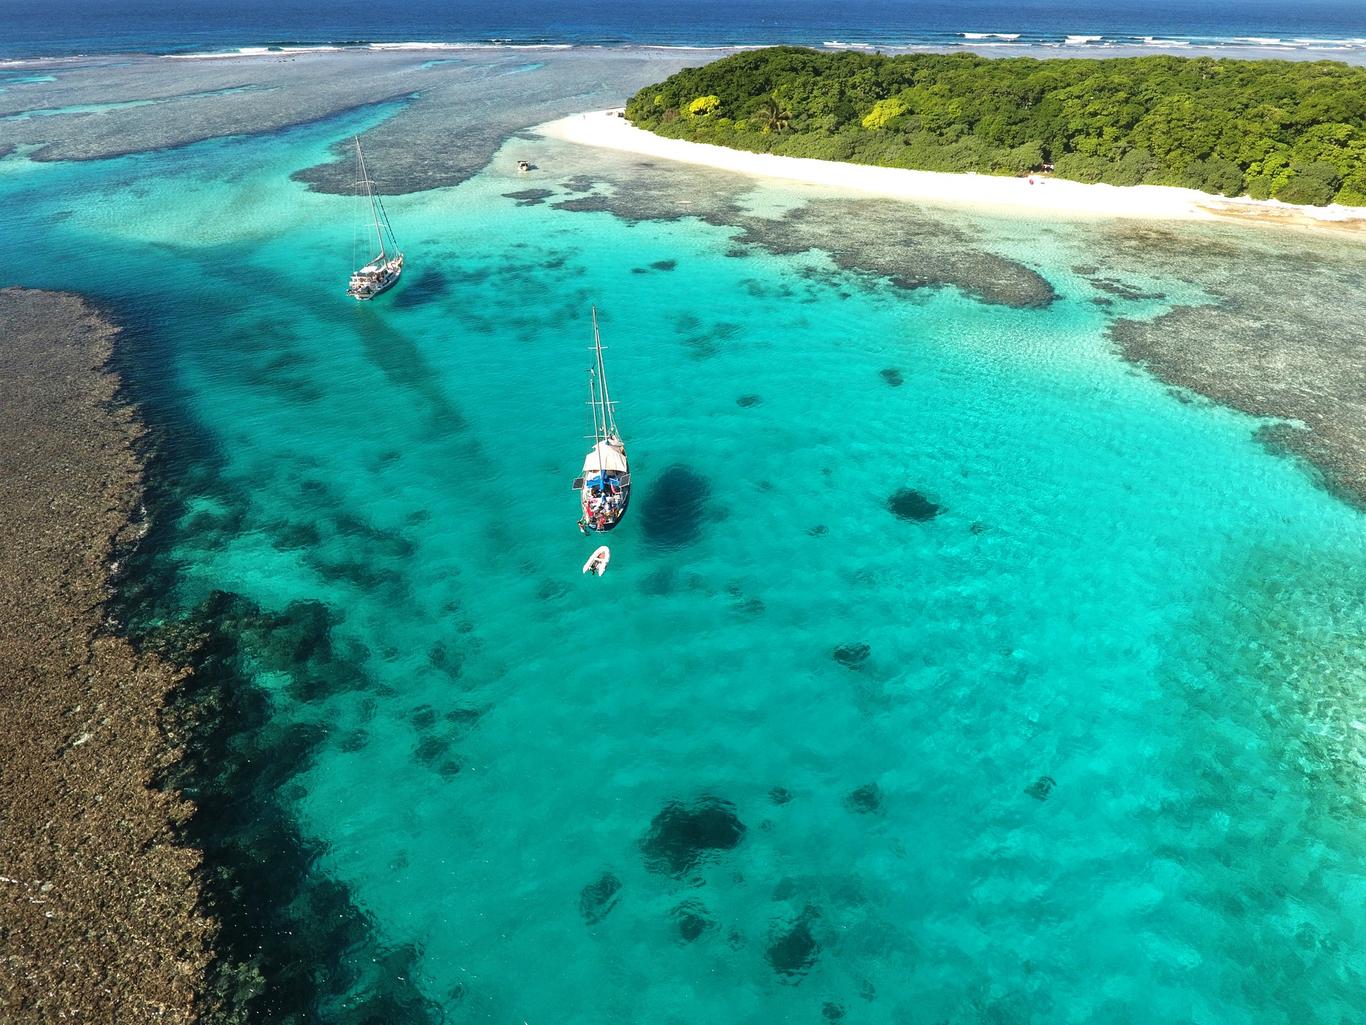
[354, 153, 370, 271]
[591, 306, 617, 438]
[587, 369, 602, 444]
[355, 135, 385, 260]
[352, 167, 363, 273]
[589, 368, 606, 482]
[375, 191, 400, 254]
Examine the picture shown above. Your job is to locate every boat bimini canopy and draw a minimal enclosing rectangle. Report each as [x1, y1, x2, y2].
[582, 440, 627, 475]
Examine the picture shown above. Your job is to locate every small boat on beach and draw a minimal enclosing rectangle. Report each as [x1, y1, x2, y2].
[573, 307, 630, 533]
[346, 136, 403, 300]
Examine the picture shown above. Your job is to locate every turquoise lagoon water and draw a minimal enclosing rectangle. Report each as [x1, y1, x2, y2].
[3, 103, 1366, 1024]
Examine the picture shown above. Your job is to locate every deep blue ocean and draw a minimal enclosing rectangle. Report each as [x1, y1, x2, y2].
[1, 0, 1364, 58]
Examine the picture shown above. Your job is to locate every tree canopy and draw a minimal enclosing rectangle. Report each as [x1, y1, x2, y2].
[624, 48, 1366, 206]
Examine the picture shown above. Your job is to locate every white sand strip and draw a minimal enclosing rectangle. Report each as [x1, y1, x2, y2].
[538, 109, 1366, 232]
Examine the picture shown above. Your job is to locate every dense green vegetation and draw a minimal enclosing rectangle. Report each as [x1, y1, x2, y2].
[625, 48, 1366, 206]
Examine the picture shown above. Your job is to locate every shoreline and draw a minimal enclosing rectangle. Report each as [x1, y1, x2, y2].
[538, 109, 1366, 234]
[0, 288, 209, 1021]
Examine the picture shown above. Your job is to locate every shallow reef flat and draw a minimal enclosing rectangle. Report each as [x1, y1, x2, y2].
[504, 129, 1059, 308]
[0, 48, 711, 193]
[1096, 224, 1366, 508]
[0, 288, 210, 1021]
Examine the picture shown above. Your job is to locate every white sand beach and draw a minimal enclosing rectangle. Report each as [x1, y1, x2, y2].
[539, 109, 1366, 232]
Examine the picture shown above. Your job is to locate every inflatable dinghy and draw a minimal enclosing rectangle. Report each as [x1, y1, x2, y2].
[582, 545, 611, 576]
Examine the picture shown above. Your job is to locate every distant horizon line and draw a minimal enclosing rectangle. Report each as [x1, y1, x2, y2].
[6, 31, 1366, 65]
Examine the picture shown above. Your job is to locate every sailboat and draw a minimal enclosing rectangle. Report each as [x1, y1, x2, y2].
[346, 136, 404, 300]
[573, 307, 631, 533]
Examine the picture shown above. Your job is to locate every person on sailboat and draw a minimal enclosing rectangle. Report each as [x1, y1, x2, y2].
[347, 135, 404, 300]
[572, 306, 631, 533]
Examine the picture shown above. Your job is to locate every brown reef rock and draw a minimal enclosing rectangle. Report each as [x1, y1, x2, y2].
[0, 288, 210, 1023]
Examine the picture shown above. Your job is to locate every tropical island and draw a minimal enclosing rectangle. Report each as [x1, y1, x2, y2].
[623, 48, 1366, 206]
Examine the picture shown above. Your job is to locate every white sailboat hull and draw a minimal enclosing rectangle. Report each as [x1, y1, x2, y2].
[577, 437, 630, 533]
[572, 305, 631, 534]
[347, 253, 404, 300]
[346, 136, 404, 300]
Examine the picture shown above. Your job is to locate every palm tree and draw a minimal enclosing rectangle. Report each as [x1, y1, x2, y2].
[754, 93, 792, 134]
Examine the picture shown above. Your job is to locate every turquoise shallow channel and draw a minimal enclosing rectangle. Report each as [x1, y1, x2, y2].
[3, 63, 1366, 1025]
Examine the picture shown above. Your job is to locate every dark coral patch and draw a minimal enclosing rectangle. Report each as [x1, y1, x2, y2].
[552, 196, 613, 214]
[767, 906, 821, 980]
[392, 269, 450, 309]
[444, 707, 482, 734]
[680, 321, 741, 360]
[736, 394, 762, 407]
[832, 643, 870, 669]
[638, 566, 675, 595]
[641, 465, 711, 551]
[184, 505, 247, 541]
[824, 1003, 846, 1021]
[414, 734, 451, 765]
[428, 642, 462, 677]
[537, 577, 570, 601]
[501, 188, 555, 206]
[887, 488, 943, 522]
[651, 259, 678, 271]
[640, 797, 746, 877]
[207, 596, 374, 704]
[139, 589, 436, 1025]
[1091, 277, 1166, 301]
[672, 900, 711, 943]
[579, 872, 622, 925]
[271, 521, 322, 550]
[409, 705, 437, 731]
[769, 786, 792, 805]
[880, 368, 904, 387]
[846, 783, 882, 814]
[1025, 775, 1057, 801]
[807, 524, 828, 537]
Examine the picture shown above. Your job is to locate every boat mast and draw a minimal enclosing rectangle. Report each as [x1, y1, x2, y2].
[586, 369, 604, 445]
[591, 306, 618, 439]
[587, 368, 607, 482]
[354, 136, 386, 262]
